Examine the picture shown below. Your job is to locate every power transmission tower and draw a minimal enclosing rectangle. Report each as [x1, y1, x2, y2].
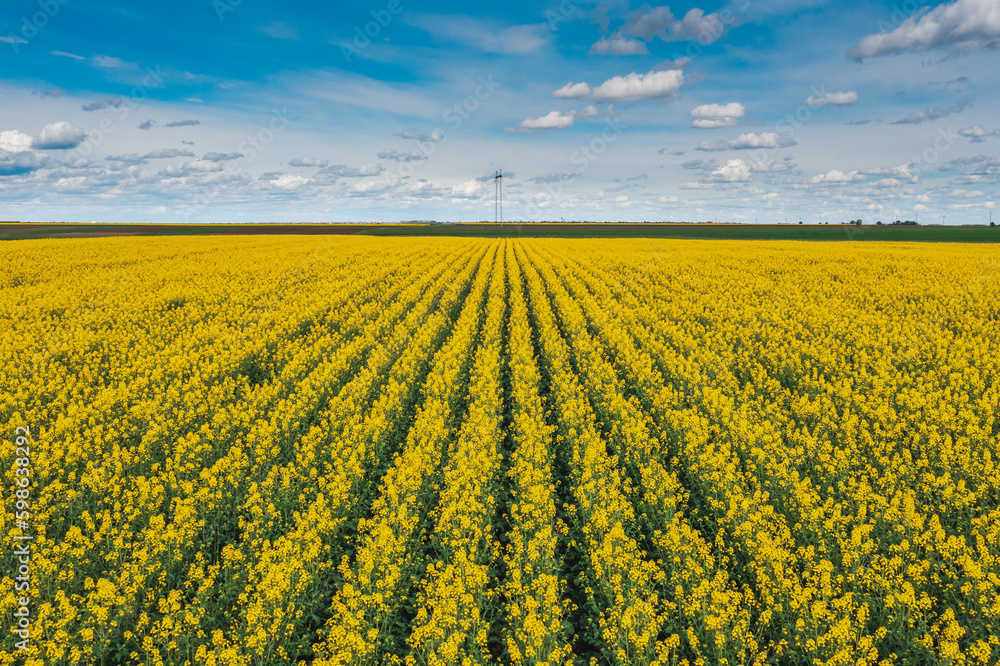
[494, 169, 503, 225]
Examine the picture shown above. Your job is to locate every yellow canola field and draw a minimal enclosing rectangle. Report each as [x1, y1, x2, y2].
[1, 235, 999, 666]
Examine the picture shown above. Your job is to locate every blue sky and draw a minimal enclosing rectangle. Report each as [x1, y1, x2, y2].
[1, 0, 999, 223]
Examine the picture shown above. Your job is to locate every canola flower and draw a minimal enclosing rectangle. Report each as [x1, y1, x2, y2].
[1, 236, 998, 666]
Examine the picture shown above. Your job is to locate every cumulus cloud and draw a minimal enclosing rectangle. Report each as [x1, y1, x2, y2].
[514, 111, 576, 131]
[449, 180, 488, 198]
[271, 174, 310, 189]
[32, 122, 86, 150]
[105, 153, 148, 164]
[709, 159, 752, 182]
[948, 188, 985, 198]
[82, 97, 124, 112]
[697, 131, 796, 151]
[0, 149, 48, 176]
[940, 155, 1000, 184]
[590, 37, 649, 55]
[691, 102, 745, 128]
[863, 164, 916, 180]
[321, 164, 385, 177]
[202, 152, 243, 162]
[182, 160, 225, 172]
[959, 125, 999, 142]
[805, 91, 858, 106]
[395, 129, 445, 142]
[591, 69, 684, 103]
[752, 157, 797, 173]
[809, 170, 866, 184]
[848, 0, 1000, 59]
[576, 104, 616, 119]
[0, 130, 34, 153]
[892, 101, 969, 124]
[552, 82, 591, 99]
[289, 157, 329, 167]
[873, 177, 902, 188]
[144, 148, 196, 159]
[377, 149, 430, 162]
[681, 158, 716, 170]
[620, 6, 733, 44]
[165, 120, 201, 128]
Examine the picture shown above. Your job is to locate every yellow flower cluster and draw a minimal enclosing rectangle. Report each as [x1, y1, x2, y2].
[502, 247, 573, 666]
[1, 236, 997, 665]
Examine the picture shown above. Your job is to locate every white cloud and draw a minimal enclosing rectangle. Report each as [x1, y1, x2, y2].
[752, 157, 796, 173]
[50, 50, 85, 60]
[183, 160, 225, 172]
[409, 15, 550, 54]
[82, 97, 124, 112]
[959, 125, 999, 142]
[552, 82, 591, 99]
[691, 102, 746, 119]
[892, 101, 969, 124]
[591, 69, 684, 103]
[396, 129, 445, 142]
[450, 180, 487, 198]
[691, 102, 745, 128]
[863, 164, 916, 179]
[92, 54, 127, 68]
[202, 152, 243, 162]
[578, 104, 614, 118]
[682, 181, 716, 190]
[0, 149, 48, 176]
[620, 6, 732, 44]
[849, 0, 1000, 58]
[873, 178, 901, 188]
[0, 36, 28, 45]
[0, 130, 34, 153]
[590, 37, 649, 55]
[321, 164, 385, 177]
[289, 157, 329, 167]
[32, 122, 86, 150]
[681, 158, 716, 170]
[144, 149, 195, 159]
[805, 91, 858, 106]
[709, 159, 752, 182]
[105, 153, 147, 165]
[697, 131, 796, 151]
[809, 170, 866, 184]
[529, 172, 580, 184]
[949, 188, 985, 198]
[258, 21, 299, 40]
[378, 149, 430, 162]
[515, 111, 576, 131]
[272, 174, 310, 189]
